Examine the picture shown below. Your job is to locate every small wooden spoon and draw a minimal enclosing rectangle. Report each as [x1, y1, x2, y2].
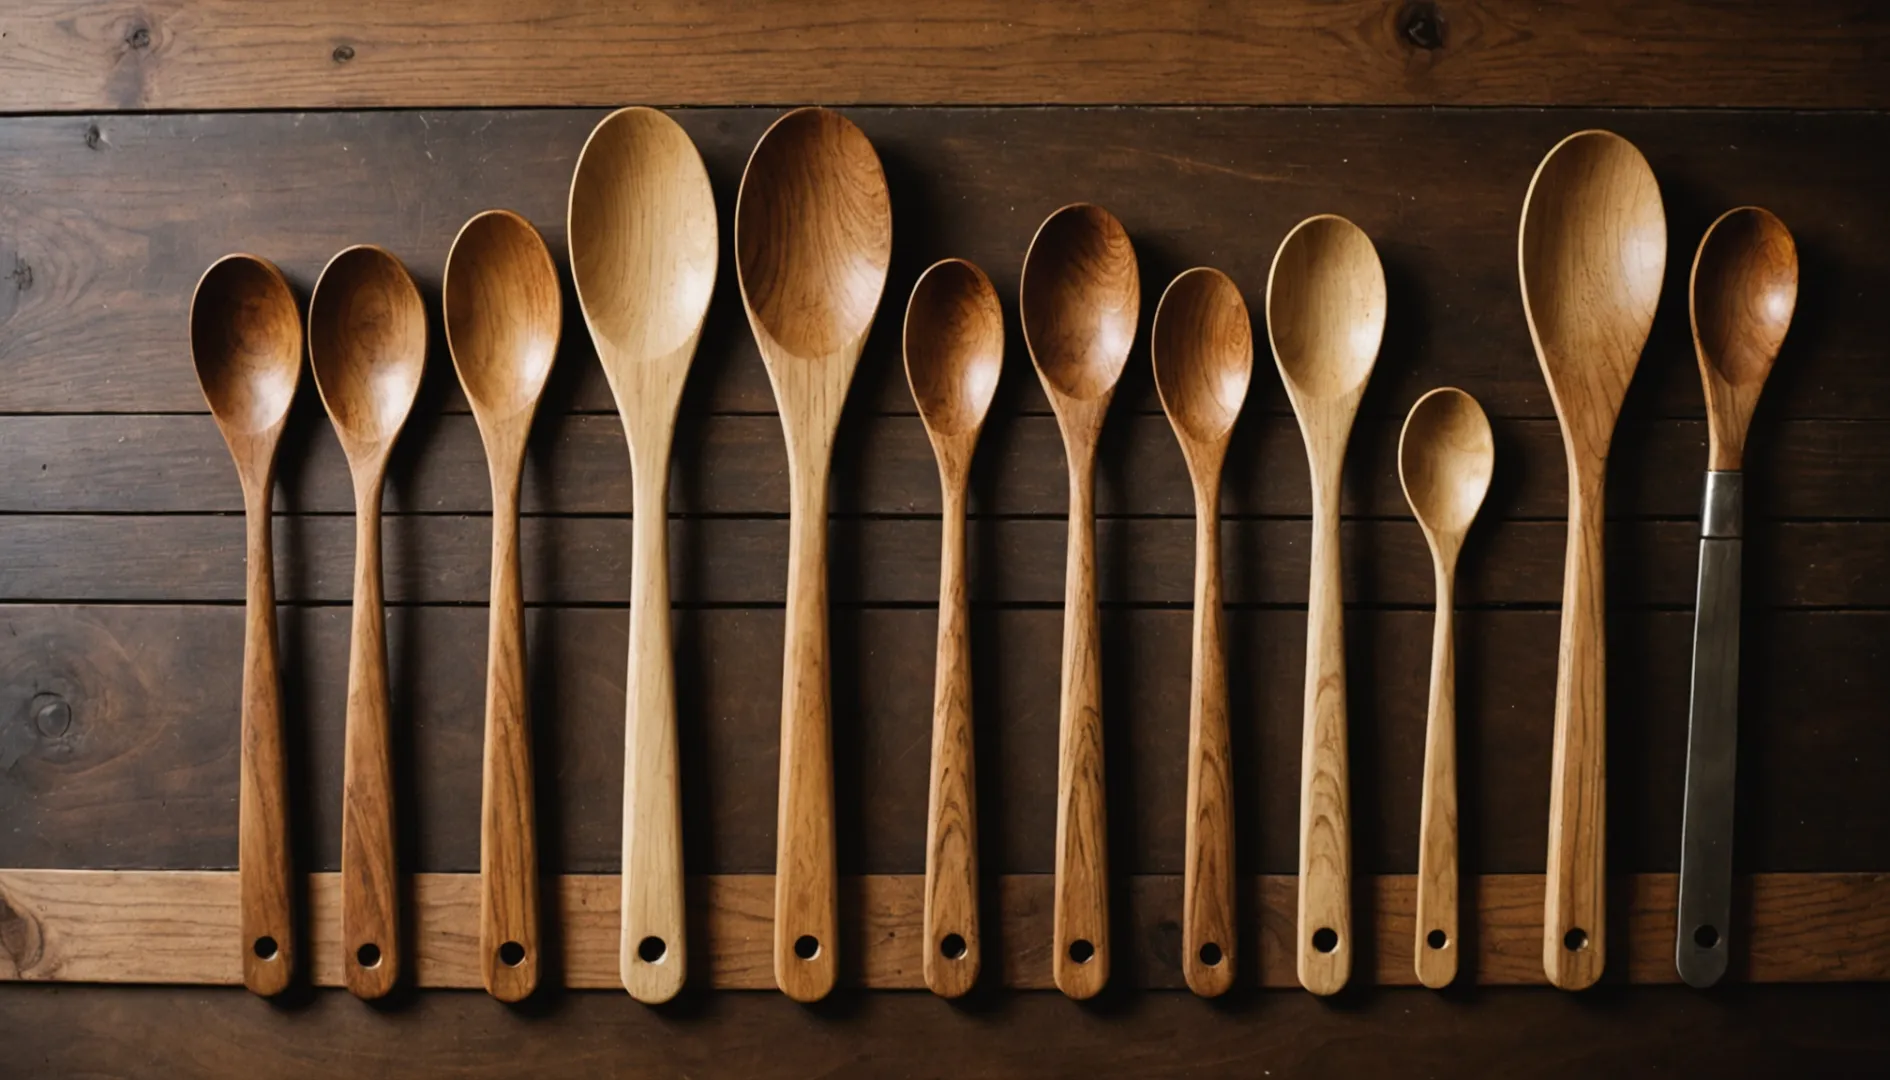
[903, 257, 1003, 999]
[189, 253, 302, 997]
[1151, 267, 1252, 997]
[1266, 214, 1385, 997]
[1020, 203, 1139, 1000]
[569, 106, 718, 1005]
[736, 106, 892, 1003]
[1519, 129, 1666, 990]
[309, 244, 427, 1000]
[1677, 206, 1796, 988]
[444, 209, 561, 1002]
[1397, 387, 1494, 990]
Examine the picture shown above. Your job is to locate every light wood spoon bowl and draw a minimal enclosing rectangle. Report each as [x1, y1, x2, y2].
[1153, 266, 1252, 998]
[189, 253, 302, 997]
[1021, 202, 1139, 1000]
[309, 244, 427, 1000]
[736, 106, 891, 1003]
[1266, 213, 1385, 997]
[444, 208, 561, 1002]
[570, 105, 718, 1005]
[904, 257, 1003, 999]
[1397, 386, 1494, 989]
[1519, 129, 1666, 991]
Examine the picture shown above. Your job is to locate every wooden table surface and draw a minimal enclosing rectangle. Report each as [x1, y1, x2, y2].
[2, 3, 1888, 1076]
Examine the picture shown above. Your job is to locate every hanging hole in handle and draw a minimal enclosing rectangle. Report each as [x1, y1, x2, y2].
[793, 935, 821, 961]
[1426, 929, 1449, 950]
[1311, 927, 1339, 954]
[1563, 928, 1589, 952]
[356, 943, 382, 969]
[1068, 939, 1096, 965]
[1198, 942, 1223, 967]
[1693, 924, 1720, 950]
[252, 936, 279, 961]
[638, 936, 668, 964]
[939, 933, 968, 960]
[498, 941, 526, 967]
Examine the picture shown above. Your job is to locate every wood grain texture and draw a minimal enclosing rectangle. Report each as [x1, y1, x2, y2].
[1692, 207, 1797, 471]
[2, 1, 1886, 111]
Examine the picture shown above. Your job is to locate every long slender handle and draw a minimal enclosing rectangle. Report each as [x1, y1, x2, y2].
[1414, 561, 1458, 989]
[623, 455, 687, 1003]
[1297, 482, 1352, 995]
[479, 473, 537, 1002]
[1544, 468, 1608, 990]
[774, 462, 838, 1002]
[923, 480, 980, 998]
[1182, 484, 1234, 997]
[1053, 453, 1109, 999]
[1678, 470, 1744, 988]
[341, 479, 400, 999]
[239, 482, 293, 996]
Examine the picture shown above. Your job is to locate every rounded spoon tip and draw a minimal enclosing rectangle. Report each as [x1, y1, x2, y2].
[190, 253, 303, 437]
[1152, 266, 1252, 447]
[1399, 387, 1495, 546]
[1020, 202, 1140, 403]
[445, 209, 562, 421]
[1266, 214, 1385, 403]
[904, 257, 1003, 439]
[309, 244, 427, 451]
[1691, 205, 1797, 390]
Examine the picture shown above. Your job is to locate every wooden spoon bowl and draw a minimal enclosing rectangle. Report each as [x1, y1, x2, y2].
[906, 258, 1003, 443]
[310, 245, 427, 458]
[446, 210, 561, 422]
[1399, 387, 1495, 548]
[1691, 206, 1798, 469]
[1269, 215, 1384, 404]
[192, 255, 302, 437]
[1153, 267, 1252, 449]
[1022, 204, 1139, 403]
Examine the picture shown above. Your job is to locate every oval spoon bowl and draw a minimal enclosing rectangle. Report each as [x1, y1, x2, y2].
[310, 245, 428, 454]
[1021, 203, 1139, 401]
[191, 254, 303, 437]
[1267, 215, 1385, 404]
[1399, 387, 1496, 545]
[1153, 266, 1252, 446]
[905, 258, 1003, 440]
[446, 210, 562, 423]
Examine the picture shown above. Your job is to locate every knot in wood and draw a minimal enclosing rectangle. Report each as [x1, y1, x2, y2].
[31, 693, 71, 739]
[1399, 3, 1445, 50]
[332, 44, 356, 63]
[125, 26, 151, 50]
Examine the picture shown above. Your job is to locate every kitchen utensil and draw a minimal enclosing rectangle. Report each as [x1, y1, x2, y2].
[735, 106, 892, 1003]
[569, 106, 719, 1004]
[1020, 202, 1139, 1000]
[1266, 213, 1385, 996]
[1151, 266, 1252, 997]
[903, 257, 1003, 998]
[309, 244, 426, 1000]
[189, 253, 301, 997]
[444, 209, 561, 1002]
[1677, 206, 1796, 988]
[1519, 129, 1666, 990]
[1397, 386, 1495, 989]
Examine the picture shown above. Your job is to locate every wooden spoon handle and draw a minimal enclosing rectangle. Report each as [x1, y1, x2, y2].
[1053, 455, 1110, 999]
[1545, 471, 1608, 990]
[774, 466, 838, 1002]
[238, 485, 293, 996]
[1297, 488, 1352, 996]
[923, 482, 980, 998]
[1415, 561, 1459, 989]
[1182, 487, 1235, 997]
[479, 477, 538, 1002]
[341, 485, 400, 999]
[622, 462, 687, 1003]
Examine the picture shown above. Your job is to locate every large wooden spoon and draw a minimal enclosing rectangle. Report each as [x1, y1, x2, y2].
[1677, 206, 1796, 988]
[903, 257, 1002, 999]
[1021, 203, 1139, 1000]
[444, 209, 561, 1002]
[1519, 129, 1666, 990]
[189, 253, 301, 997]
[735, 106, 891, 1003]
[1151, 267, 1252, 997]
[1266, 214, 1384, 997]
[1398, 386, 1494, 989]
[309, 244, 426, 1000]
[569, 106, 718, 1005]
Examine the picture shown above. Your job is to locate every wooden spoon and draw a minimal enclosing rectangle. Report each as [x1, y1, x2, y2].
[903, 257, 1002, 999]
[1151, 267, 1252, 997]
[1677, 206, 1796, 988]
[189, 253, 301, 997]
[1519, 129, 1666, 990]
[309, 244, 426, 1000]
[1397, 386, 1494, 990]
[1266, 213, 1385, 997]
[1020, 202, 1139, 1000]
[735, 106, 892, 1003]
[444, 209, 561, 1002]
[569, 106, 718, 1005]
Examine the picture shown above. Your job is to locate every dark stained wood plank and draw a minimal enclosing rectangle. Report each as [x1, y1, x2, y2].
[2, 605, 1883, 877]
[2, 1, 1884, 111]
[3, 412, 1884, 522]
[3, 109, 1885, 418]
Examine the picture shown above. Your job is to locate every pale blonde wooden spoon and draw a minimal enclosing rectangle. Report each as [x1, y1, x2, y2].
[1397, 386, 1494, 989]
[189, 253, 301, 997]
[444, 209, 561, 1002]
[569, 106, 718, 1005]
[1152, 267, 1252, 997]
[1021, 202, 1139, 1000]
[309, 244, 426, 1000]
[903, 257, 1002, 999]
[1266, 214, 1385, 997]
[1519, 129, 1666, 990]
[736, 107, 891, 1003]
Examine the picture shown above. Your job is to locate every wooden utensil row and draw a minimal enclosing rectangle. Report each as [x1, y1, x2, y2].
[187, 111, 1793, 1006]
